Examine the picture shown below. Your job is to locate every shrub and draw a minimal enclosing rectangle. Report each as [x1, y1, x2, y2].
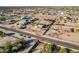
[4, 41, 12, 53]
[59, 47, 68, 53]
[46, 43, 53, 53]
[76, 29, 79, 32]
[0, 31, 6, 37]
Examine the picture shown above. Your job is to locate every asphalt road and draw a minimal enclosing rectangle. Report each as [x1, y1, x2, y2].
[0, 25, 79, 50]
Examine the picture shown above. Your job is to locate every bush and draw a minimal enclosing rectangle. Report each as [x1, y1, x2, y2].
[12, 46, 19, 52]
[0, 18, 6, 23]
[76, 29, 79, 32]
[0, 31, 6, 37]
[46, 43, 53, 53]
[4, 41, 12, 53]
[59, 47, 68, 53]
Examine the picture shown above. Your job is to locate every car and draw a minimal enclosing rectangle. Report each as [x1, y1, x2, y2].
[42, 24, 49, 28]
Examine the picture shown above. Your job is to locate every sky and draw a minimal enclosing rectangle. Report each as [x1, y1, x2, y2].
[0, 0, 79, 6]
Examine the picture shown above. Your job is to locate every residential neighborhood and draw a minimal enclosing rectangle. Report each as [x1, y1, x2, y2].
[0, 6, 79, 53]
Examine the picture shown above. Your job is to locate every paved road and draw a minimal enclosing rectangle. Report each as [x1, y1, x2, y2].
[0, 25, 79, 50]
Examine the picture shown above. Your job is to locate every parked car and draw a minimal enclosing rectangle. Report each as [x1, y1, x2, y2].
[42, 24, 49, 29]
